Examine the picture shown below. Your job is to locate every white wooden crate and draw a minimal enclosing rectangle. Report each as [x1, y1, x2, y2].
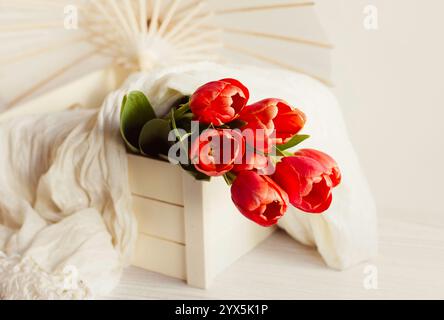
[0, 67, 276, 288]
[128, 153, 275, 288]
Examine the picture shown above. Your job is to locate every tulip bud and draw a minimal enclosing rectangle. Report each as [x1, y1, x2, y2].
[190, 78, 249, 126]
[272, 149, 341, 214]
[231, 171, 289, 227]
[239, 98, 306, 151]
[190, 129, 245, 177]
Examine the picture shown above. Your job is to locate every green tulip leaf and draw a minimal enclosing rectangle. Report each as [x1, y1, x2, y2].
[185, 168, 212, 182]
[180, 163, 211, 182]
[120, 91, 156, 152]
[226, 119, 248, 129]
[186, 170, 212, 182]
[173, 102, 191, 120]
[278, 134, 310, 151]
[138, 119, 172, 157]
[274, 147, 290, 157]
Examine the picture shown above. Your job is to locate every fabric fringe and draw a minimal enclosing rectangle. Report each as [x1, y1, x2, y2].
[0, 251, 92, 300]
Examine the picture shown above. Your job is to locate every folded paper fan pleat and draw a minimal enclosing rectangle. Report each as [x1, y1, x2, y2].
[0, 0, 332, 111]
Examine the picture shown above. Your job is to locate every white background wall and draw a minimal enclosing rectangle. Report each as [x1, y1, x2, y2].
[1, 0, 442, 216]
[315, 0, 444, 215]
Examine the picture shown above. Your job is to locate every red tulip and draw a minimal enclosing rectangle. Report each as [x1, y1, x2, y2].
[294, 149, 341, 187]
[190, 129, 245, 177]
[272, 149, 341, 214]
[232, 150, 276, 176]
[231, 171, 289, 227]
[232, 150, 269, 172]
[238, 99, 277, 152]
[190, 78, 249, 126]
[239, 98, 306, 151]
[273, 100, 307, 144]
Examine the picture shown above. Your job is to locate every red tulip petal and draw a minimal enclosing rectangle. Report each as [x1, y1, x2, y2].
[274, 102, 306, 143]
[272, 155, 335, 214]
[220, 78, 250, 100]
[190, 79, 249, 125]
[191, 129, 244, 176]
[295, 149, 342, 187]
[251, 201, 285, 227]
[298, 175, 333, 213]
[232, 171, 267, 211]
[231, 171, 288, 227]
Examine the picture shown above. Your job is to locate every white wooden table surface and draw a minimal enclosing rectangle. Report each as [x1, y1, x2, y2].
[105, 209, 444, 300]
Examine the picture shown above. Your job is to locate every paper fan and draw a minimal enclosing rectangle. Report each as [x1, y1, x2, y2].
[0, 0, 332, 111]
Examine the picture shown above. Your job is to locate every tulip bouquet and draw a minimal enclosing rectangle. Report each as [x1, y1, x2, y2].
[120, 78, 341, 227]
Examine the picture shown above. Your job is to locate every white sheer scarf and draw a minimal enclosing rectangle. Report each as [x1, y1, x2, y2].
[0, 63, 377, 299]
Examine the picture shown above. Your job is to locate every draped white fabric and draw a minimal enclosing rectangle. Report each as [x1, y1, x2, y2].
[0, 63, 377, 299]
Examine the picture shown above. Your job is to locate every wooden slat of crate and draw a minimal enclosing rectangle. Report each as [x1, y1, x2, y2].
[208, 222, 276, 278]
[132, 195, 185, 244]
[132, 233, 186, 280]
[182, 174, 276, 288]
[127, 154, 184, 206]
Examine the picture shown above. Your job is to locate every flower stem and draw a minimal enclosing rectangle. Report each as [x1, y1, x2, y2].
[223, 174, 232, 186]
[223, 172, 237, 186]
[174, 102, 191, 120]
